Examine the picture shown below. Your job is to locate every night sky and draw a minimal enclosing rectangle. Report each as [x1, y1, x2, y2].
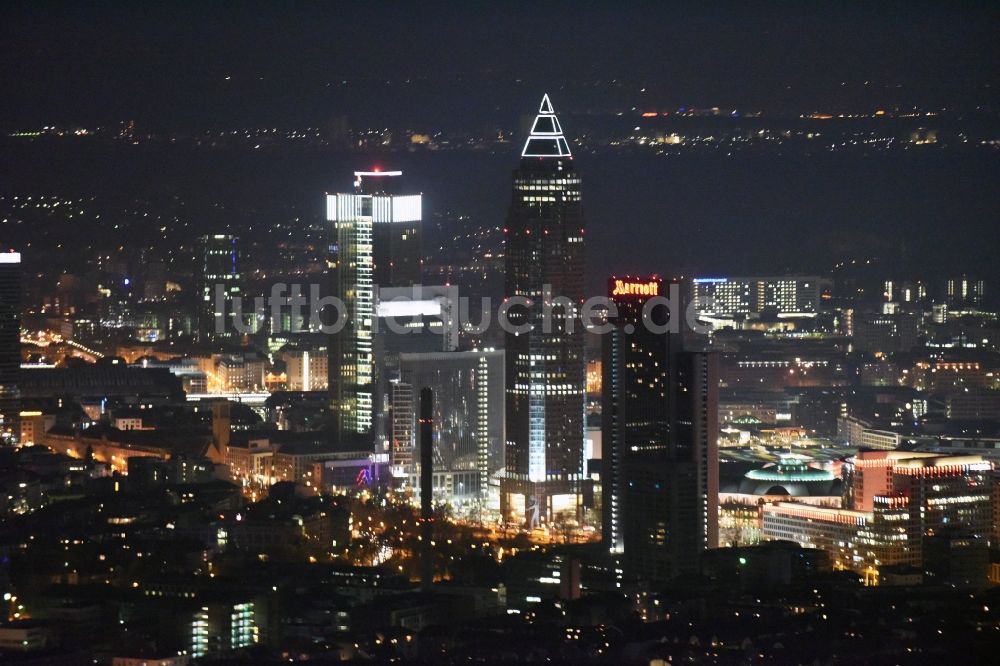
[4, 2, 997, 126]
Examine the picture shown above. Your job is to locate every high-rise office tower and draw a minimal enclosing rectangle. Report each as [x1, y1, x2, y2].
[327, 170, 422, 440]
[0, 252, 21, 444]
[195, 235, 240, 343]
[357, 171, 422, 289]
[602, 276, 672, 555]
[500, 95, 587, 527]
[602, 275, 719, 582]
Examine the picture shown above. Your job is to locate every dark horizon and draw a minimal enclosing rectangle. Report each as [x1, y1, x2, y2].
[2, 138, 997, 293]
[3, 2, 998, 129]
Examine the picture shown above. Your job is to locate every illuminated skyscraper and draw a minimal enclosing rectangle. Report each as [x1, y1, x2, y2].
[602, 275, 719, 581]
[358, 171, 422, 289]
[500, 95, 588, 526]
[0, 252, 20, 444]
[327, 170, 422, 440]
[602, 276, 672, 555]
[195, 235, 240, 343]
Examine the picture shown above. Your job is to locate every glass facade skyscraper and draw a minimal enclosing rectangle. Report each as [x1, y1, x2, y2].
[327, 170, 422, 441]
[195, 235, 240, 343]
[500, 95, 588, 527]
[397, 349, 504, 500]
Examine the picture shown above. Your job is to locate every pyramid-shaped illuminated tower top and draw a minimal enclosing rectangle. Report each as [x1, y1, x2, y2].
[521, 94, 572, 158]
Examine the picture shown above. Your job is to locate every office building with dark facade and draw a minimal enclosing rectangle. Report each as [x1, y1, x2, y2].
[0, 252, 20, 444]
[500, 95, 588, 526]
[195, 234, 241, 343]
[601, 276, 672, 554]
[602, 275, 719, 582]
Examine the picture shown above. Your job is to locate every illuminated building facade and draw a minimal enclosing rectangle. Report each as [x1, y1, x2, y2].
[760, 502, 859, 559]
[326, 170, 422, 440]
[889, 455, 993, 541]
[0, 252, 20, 444]
[946, 276, 985, 308]
[188, 599, 257, 658]
[719, 454, 841, 547]
[762, 496, 917, 582]
[399, 349, 504, 501]
[841, 451, 938, 512]
[691, 275, 820, 318]
[356, 170, 422, 289]
[282, 348, 329, 391]
[195, 235, 240, 343]
[764, 452, 994, 582]
[602, 275, 719, 581]
[914, 360, 987, 393]
[501, 95, 588, 526]
[388, 379, 415, 478]
[883, 279, 928, 304]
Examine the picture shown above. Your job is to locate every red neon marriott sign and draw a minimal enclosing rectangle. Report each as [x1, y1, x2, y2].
[610, 279, 660, 297]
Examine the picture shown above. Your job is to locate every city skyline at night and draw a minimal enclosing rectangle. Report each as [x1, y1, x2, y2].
[1, 3, 999, 664]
